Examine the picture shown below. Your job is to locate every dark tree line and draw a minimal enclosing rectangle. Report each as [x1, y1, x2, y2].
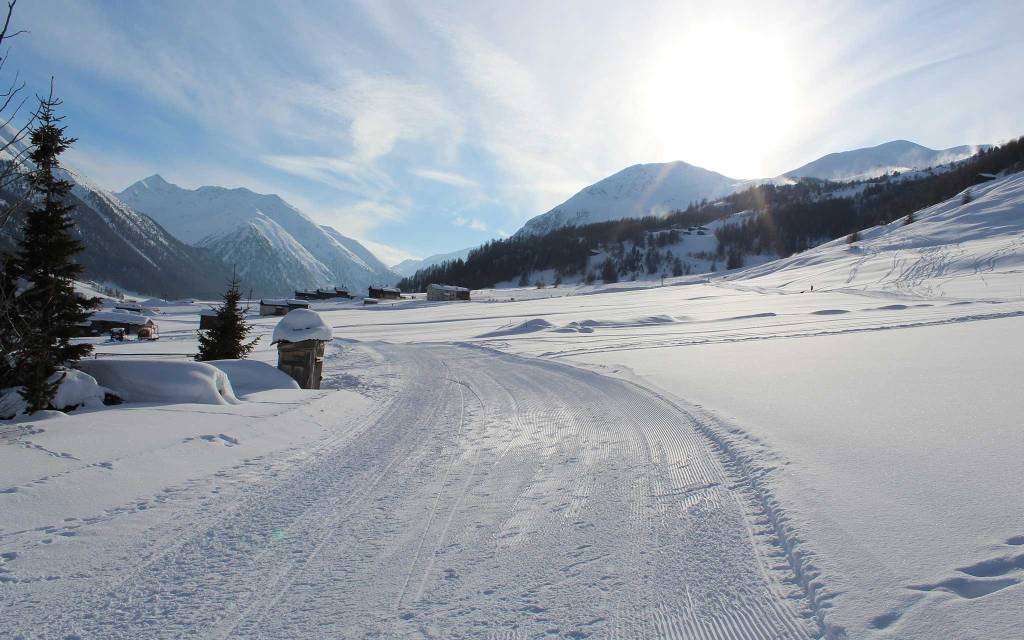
[398, 209, 716, 291]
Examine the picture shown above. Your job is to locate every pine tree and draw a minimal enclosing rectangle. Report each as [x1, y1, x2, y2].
[601, 259, 618, 283]
[195, 271, 258, 361]
[9, 90, 99, 412]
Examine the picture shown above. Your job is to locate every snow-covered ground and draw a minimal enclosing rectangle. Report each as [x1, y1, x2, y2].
[3, 173, 1024, 638]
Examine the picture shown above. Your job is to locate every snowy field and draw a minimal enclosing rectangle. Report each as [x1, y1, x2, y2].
[3, 174, 1024, 638]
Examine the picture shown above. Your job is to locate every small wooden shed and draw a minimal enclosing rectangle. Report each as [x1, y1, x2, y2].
[259, 299, 310, 316]
[427, 284, 470, 301]
[368, 286, 401, 300]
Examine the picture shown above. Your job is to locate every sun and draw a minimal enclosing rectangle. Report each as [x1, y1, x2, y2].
[635, 17, 804, 178]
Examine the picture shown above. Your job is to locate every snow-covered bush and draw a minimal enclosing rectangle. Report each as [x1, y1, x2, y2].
[208, 359, 300, 395]
[77, 359, 240, 406]
[0, 368, 114, 420]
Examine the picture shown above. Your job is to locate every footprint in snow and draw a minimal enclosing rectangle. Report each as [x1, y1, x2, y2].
[909, 549, 1024, 600]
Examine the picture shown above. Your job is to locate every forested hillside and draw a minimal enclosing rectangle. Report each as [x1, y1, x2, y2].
[399, 137, 1023, 292]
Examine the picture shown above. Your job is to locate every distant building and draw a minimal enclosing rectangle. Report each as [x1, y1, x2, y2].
[259, 299, 310, 316]
[295, 288, 353, 300]
[199, 308, 221, 330]
[368, 286, 401, 300]
[427, 284, 470, 302]
[113, 302, 143, 313]
[75, 310, 158, 337]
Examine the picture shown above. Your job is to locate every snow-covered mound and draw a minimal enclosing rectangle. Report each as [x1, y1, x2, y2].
[1, 369, 110, 420]
[77, 360, 240, 405]
[208, 360, 300, 395]
[117, 175, 398, 296]
[730, 172, 1024, 298]
[784, 140, 983, 182]
[515, 161, 752, 237]
[271, 309, 333, 344]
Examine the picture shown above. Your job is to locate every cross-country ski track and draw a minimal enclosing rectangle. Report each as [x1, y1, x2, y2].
[3, 342, 822, 639]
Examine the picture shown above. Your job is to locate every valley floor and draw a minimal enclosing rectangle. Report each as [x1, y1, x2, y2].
[4, 173, 1024, 638]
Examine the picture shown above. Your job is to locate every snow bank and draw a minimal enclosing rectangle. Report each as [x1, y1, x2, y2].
[0, 387, 26, 419]
[1, 369, 110, 420]
[208, 359, 300, 395]
[51, 369, 109, 411]
[77, 359, 240, 405]
[271, 308, 333, 344]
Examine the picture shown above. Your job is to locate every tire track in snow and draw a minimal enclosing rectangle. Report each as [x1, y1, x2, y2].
[6, 342, 823, 639]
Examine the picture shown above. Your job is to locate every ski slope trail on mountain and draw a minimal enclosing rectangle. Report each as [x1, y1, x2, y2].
[2, 343, 820, 639]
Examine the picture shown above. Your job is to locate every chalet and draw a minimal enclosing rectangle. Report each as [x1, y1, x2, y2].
[368, 286, 401, 300]
[427, 284, 470, 302]
[259, 299, 310, 316]
[75, 310, 158, 337]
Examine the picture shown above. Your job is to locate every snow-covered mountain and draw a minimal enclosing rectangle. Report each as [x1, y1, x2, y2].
[512, 141, 985, 239]
[393, 247, 474, 277]
[117, 176, 397, 296]
[0, 166, 232, 299]
[784, 140, 983, 182]
[515, 161, 751, 237]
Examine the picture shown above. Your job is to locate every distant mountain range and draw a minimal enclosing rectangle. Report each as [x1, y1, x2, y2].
[512, 140, 985, 237]
[0, 167, 234, 300]
[783, 140, 984, 182]
[117, 175, 398, 297]
[515, 161, 757, 237]
[392, 247, 474, 277]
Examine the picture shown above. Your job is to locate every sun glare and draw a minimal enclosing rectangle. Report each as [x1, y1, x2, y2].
[637, 18, 802, 178]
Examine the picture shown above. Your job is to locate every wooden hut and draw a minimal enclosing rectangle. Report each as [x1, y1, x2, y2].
[368, 286, 401, 300]
[76, 310, 158, 337]
[259, 299, 310, 316]
[427, 284, 470, 301]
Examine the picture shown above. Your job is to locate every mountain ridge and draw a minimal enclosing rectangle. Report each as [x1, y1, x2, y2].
[117, 176, 398, 296]
[510, 140, 985, 238]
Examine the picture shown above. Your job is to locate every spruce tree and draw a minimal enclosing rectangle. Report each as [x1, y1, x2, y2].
[10, 90, 99, 412]
[196, 272, 258, 361]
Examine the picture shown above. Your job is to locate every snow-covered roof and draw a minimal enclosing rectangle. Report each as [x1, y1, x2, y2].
[88, 310, 154, 326]
[271, 308, 333, 344]
[262, 298, 308, 306]
[428, 283, 470, 292]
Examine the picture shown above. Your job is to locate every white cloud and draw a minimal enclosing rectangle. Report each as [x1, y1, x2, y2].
[411, 168, 477, 188]
[453, 216, 487, 232]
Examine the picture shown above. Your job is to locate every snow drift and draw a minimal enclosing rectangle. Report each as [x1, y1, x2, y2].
[208, 359, 300, 395]
[77, 360, 240, 405]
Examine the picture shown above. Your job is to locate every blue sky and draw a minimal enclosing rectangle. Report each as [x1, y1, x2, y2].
[9, 0, 1024, 264]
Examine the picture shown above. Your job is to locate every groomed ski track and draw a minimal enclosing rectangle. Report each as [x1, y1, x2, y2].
[3, 342, 822, 639]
